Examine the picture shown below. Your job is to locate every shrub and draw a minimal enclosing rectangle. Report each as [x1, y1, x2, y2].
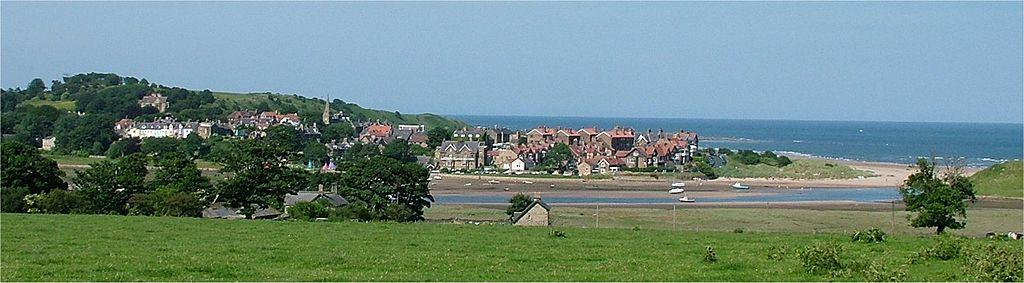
[382, 203, 416, 222]
[918, 235, 965, 261]
[549, 230, 567, 238]
[799, 243, 845, 275]
[733, 228, 744, 233]
[289, 201, 331, 221]
[330, 200, 374, 221]
[159, 192, 205, 217]
[126, 193, 158, 216]
[851, 228, 886, 243]
[704, 246, 718, 263]
[766, 246, 787, 261]
[965, 243, 1023, 282]
[1, 187, 30, 213]
[862, 259, 908, 282]
[27, 190, 86, 214]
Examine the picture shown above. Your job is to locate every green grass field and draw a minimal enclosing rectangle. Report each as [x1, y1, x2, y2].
[2, 213, 1020, 281]
[425, 205, 1023, 237]
[20, 99, 76, 110]
[716, 158, 876, 179]
[971, 160, 1023, 199]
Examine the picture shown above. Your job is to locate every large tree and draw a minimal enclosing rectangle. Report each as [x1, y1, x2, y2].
[321, 123, 355, 143]
[426, 127, 452, 149]
[217, 139, 308, 218]
[506, 192, 532, 216]
[53, 113, 116, 155]
[73, 153, 150, 214]
[540, 143, 574, 172]
[899, 158, 976, 234]
[339, 156, 433, 221]
[1, 141, 67, 212]
[148, 153, 211, 217]
[382, 139, 416, 163]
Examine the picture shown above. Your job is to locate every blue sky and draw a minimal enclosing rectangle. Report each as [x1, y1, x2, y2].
[2, 2, 1021, 123]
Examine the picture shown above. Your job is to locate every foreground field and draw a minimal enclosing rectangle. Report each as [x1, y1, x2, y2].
[2, 214, 1020, 281]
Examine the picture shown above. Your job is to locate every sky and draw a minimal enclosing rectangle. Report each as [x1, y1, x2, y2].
[2, 2, 1021, 123]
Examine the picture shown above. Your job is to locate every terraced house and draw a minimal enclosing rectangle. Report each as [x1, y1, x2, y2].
[434, 141, 486, 171]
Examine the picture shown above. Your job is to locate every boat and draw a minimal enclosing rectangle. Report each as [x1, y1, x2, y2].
[523, 181, 534, 184]
[671, 182, 686, 188]
[464, 183, 472, 186]
[731, 182, 750, 190]
[678, 197, 695, 203]
[488, 180, 500, 184]
[669, 188, 685, 194]
[432, 176, 442, 180]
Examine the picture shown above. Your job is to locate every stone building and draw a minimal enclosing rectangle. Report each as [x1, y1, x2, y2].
[511, 196, 550, 226]
[434, 141, 486, 171]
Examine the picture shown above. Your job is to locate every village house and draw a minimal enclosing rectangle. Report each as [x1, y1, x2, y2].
[358, 122, 393, 144]
[526, 127, 557, 144]
[577, 157, 625, 176]
[509, 157, 535, 173]
[139, 93, 169, 113]
[226, 110, 303, 130]
[434, 141, 486, 171]
[511, 196, 550, 227]
[40, 136, 56, 151]
[484, 127, 514, 144]
[453, 127, 486, 141]
[492, 148, 521, 170]
[115, 117, 206, 139]
[283, 186, 349, 216]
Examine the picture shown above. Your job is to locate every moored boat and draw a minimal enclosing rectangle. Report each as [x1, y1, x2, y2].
[731, 182, 750, 190]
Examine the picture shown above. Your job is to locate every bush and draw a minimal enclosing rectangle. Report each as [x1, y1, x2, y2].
[862, 259, 908, 282]
[27, 190, 86, 214]
[549, 230, 567, 238]
[383, 203, 417, 222]
[126, 193, 158, 216]
[851, 228, 886, 243]
[966, 243, 1023, 281]
[918, 235, 965, 261]
[766, 246, 787, 261]
[289, 201, 331, 221]
[159, 192, 205, 217]
[733, 228, 744, 233]
[799, 243, 845, 275]
[1, 187, 30, 213]
[704, 246, 717, 263]
[330, 200, 374, 221]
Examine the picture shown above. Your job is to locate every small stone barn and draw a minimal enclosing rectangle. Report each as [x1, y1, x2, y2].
[510, 197, 551, 227]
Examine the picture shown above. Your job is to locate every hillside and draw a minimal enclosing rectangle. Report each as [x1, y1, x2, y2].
[971, 160, 1023, 199]
[211, 91, 466, 129]
[2, 213, 1019, 281]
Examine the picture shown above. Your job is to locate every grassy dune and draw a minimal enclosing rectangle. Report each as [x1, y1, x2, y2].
[716, 158, 875, 179]
[971, 160, 1023, 199]
[2, 213, 1020, 281]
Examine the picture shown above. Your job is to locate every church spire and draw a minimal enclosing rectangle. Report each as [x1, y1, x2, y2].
[322, 96, 331, 125]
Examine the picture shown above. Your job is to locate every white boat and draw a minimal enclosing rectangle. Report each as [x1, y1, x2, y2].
[668, 188, 685, 194]
[671, 182, 686, 188]
[731, 182, 750, 190]
[432, 176, 442, 180]
[523, 181, 534, 184]
[488, 180, 500, 184]
[464, 183, 472, 186]
[678, 197, 695, 203]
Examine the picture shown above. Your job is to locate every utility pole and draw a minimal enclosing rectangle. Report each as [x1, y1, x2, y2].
[595, 204, 600, 229]
[891, 200, 896, 232]
[672, 204, 677, 231]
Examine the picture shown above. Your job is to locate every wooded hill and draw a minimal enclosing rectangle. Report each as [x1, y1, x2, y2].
[1, 73, 467, 151]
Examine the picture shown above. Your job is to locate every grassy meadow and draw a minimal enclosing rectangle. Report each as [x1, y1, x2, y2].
[715, 158, 876, 179]
[971, 160, 1023, 199]
[3, 213, 1021, 281]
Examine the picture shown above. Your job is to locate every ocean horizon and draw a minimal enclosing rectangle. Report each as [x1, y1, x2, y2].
[451, 115, 1024, 167]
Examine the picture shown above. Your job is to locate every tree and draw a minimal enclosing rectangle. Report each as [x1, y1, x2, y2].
[427, 127, 452, 149]
[177, 133, 209, 158]
[217, 139, 309, 218]
[73, 153, 150, 214]
[517, 136, 528, 145]
[148, 153, 212, 217]
[106, 138, 141, 158]
[322, 123, 355, 142]
[344, 143, 380, 160]
[899, 158, 976, 234]
[382, 139, 416, 163]
[1, 141, 67, 194]
[506, 192, 532, 215]
[339, 156, 433, 221]
[303, 141, 329, 166]
[264, 124, 303, 153]
[540, 143, 574, 172]
[26, 78, 46, 96]
[53, 114, 116, 155]
[141, 137, 181, 156]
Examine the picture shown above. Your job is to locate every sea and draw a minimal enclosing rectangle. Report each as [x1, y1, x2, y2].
[452, 115, 1023, 167]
